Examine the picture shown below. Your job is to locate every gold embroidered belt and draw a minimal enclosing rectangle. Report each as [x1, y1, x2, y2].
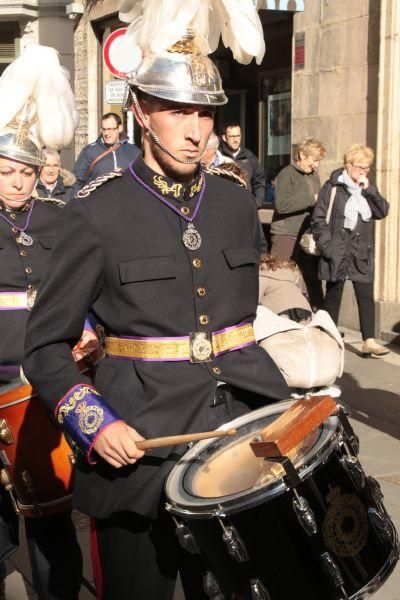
[0, 291, 27, 310]
[0, 288, 36, 311]
[105, 323, 255, 363]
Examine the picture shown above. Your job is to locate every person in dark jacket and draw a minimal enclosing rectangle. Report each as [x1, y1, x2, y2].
[23, 35, 289, 600]
[35, 148, 76, 204]
[0, 44, 93, 599]
[270, 137, 326, 309]
[311, 143, 389, 356]
[220, 122, 265, 208]
[73, 112, 141, 192]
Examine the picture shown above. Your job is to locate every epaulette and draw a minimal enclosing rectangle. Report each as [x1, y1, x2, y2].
[76, 169, 124, 199]
[34, 195, 66, 208]
[204, 164, 247, 189]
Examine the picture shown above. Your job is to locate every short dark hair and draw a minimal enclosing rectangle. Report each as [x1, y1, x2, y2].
[102, 112, 122, 126]
[222, 122, 241, 135]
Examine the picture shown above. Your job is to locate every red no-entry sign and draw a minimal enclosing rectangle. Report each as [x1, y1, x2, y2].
[103, 28, 142, 79]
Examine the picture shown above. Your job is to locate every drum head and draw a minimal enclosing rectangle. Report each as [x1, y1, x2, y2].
[166, 400, 338, 516]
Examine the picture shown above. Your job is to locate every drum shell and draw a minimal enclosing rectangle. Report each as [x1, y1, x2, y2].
[166, 403, 399, 599]
[0, 384, 74, 517]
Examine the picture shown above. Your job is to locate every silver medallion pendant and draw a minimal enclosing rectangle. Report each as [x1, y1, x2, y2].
[16, 232, 33, 246]
[182, 223, 201, 251]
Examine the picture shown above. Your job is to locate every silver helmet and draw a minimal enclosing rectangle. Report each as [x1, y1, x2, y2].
[0, 127, 44, 167]
[126, 35, 228, 107]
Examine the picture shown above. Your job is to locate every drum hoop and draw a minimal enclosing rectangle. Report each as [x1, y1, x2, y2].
[165, 400, 340, 517]
[348, 522, 399, 599]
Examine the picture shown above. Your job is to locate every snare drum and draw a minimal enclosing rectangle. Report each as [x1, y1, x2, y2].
[166, 400, 399, 600]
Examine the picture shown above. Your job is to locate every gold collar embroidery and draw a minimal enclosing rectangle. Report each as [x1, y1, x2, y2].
[153, 176, 183, 198]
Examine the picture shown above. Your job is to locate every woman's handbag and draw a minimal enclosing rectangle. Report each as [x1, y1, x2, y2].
[299, 186, 337, 255]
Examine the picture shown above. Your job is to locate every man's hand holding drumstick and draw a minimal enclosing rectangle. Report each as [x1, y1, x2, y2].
[94, 422, 237, 468]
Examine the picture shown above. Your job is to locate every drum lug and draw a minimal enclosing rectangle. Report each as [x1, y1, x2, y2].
[217, 517, 249, 563]
[368, 508, 393, 542]
[340, 455, 365, 490]
[292, 491, 318, 536]
[20, 470, 36, 494]
[320, 552, 349, 599]
[250, 578, 272, 600]
[0, 419, 14, 446]
[203, 571, 224, 599]
[165, 504, 200, 555]
[0, 469, 20, 515]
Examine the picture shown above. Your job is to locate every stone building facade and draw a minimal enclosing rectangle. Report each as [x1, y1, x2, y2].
[72, 0, 399, 342]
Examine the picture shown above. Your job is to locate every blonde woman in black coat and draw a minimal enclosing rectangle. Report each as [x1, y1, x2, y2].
[311, 144, 389, 356]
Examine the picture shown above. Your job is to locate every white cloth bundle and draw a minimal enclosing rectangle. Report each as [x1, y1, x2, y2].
[254, 305, 344, 389]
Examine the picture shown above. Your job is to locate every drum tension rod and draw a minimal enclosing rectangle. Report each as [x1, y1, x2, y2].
[336, 407, 359, 454]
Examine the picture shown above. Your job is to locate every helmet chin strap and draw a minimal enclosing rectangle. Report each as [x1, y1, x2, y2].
[131, 90, 206, 165]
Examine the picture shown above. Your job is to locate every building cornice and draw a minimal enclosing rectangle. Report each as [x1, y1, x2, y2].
[0, 0, 69, 19]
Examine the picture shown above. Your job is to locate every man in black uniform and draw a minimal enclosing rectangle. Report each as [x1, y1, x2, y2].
[24, 33, 289, 600]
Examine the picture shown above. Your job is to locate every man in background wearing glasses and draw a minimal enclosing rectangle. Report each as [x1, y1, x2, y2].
[220, 122, 265, 209]
[73, 112, 140, 192]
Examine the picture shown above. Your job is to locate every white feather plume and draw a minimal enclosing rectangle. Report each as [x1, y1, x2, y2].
[0, 45, 79, 149]
[119, 0, 265, 65]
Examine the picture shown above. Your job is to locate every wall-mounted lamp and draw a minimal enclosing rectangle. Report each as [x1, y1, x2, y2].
[66, 2, 84, 20]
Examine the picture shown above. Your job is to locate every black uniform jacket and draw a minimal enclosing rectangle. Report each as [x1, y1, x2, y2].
[311, 168, 389, 283]
[24, 158, 289, 519]
[0, 199, 62, 374]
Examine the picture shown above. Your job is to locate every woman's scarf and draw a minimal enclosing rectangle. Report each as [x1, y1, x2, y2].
[339, 169, 372, 231]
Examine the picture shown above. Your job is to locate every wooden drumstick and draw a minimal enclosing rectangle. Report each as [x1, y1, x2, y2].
[136, 428, 237, 450]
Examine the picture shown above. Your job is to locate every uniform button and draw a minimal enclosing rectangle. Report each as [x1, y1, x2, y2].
[212, 367, 221, 376]
[10, 213, 16, 220]
[20, 250, 27, 257]
[197, 287, 206, 297]
[192, 258, 202, 269]
[199, 314, 209, 326]
[11, 227, 18, 234]
[25, 267, 32, 274]
[180, 206, 190, 216]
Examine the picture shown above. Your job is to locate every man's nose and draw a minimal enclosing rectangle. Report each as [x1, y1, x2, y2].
[186, 113, 201, 144]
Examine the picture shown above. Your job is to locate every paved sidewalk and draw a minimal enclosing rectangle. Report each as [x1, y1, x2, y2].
[3, 337, 399, 599]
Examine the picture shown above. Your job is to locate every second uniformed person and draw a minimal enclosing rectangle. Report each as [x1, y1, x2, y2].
[24, 33, 289, 600]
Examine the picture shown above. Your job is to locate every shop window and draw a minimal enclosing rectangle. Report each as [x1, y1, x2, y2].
[0, 22, 20, 76]
[260, 70, 291, 202]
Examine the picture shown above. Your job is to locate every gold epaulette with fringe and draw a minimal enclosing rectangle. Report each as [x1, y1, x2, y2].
[76, 169, 124, 199]
[204, 164, 247, 189]
[33, 193, 66, 207]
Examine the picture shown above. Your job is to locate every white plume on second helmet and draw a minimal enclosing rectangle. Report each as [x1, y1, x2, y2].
[0, 45, 79, 166]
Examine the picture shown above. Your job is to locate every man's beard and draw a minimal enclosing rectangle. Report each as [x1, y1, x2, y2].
[149, 138, 200, 182]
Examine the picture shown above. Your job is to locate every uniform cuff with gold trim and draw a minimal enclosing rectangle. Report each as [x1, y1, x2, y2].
[54, 384, 121, 464]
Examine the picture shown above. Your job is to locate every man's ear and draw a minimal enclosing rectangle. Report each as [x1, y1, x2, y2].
[221, 134, 227, 143]
[132, 99, 151, 131]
